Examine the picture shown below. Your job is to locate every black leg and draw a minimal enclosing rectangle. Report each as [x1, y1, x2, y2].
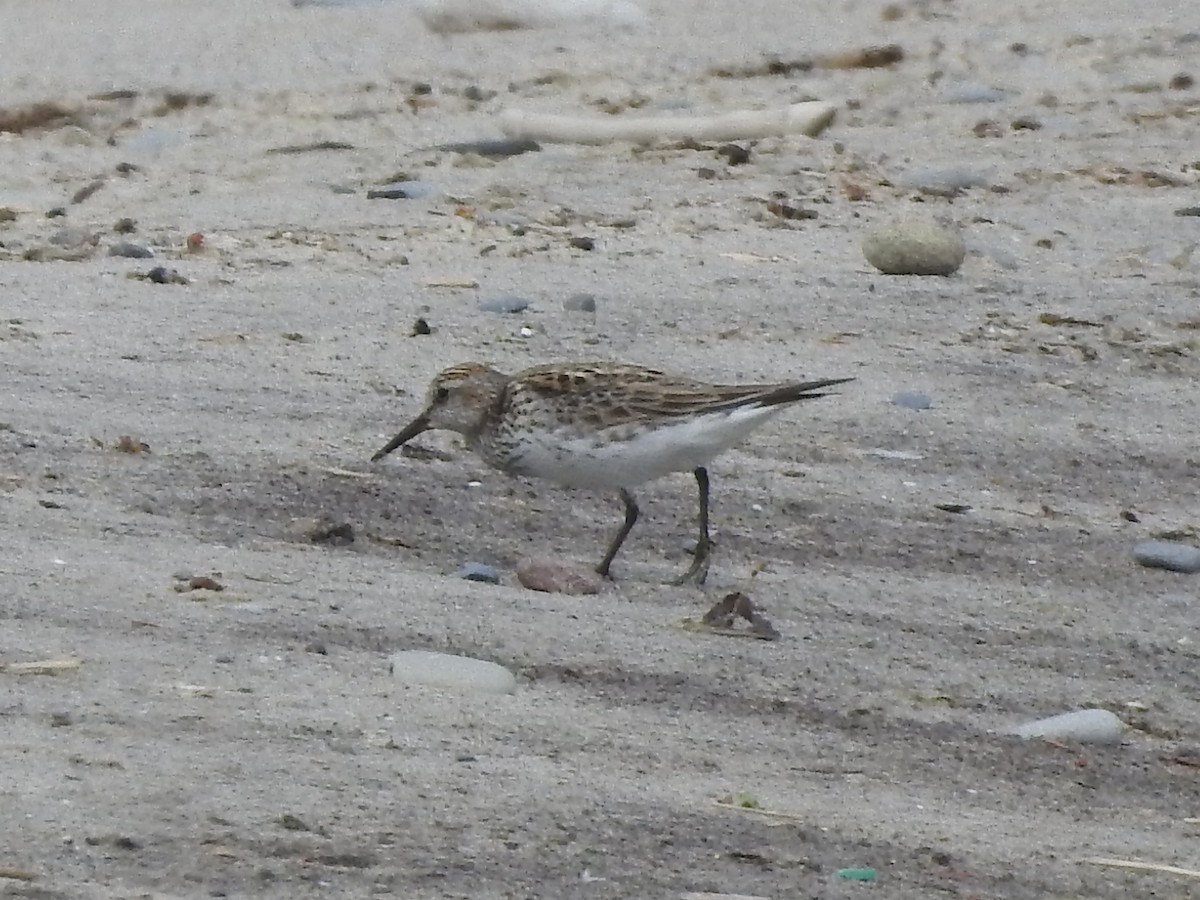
[596, 488, 639, 578]
[674, 467, 712, 586]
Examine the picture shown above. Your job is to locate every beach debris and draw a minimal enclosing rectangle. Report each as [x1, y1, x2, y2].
[498, 101, 836, 145]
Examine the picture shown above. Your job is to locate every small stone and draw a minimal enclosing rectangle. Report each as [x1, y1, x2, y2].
[717, 143, 751, 165]
[112, 217, 137, 233]
[459, 561, 501, 583]
[480, 295, 530, 314]
[435, 138, 539, 158]
[1133, 540, 1200, 574]
[944, 83, 1008, 104]
[1011, 708, 1126, 744]
[108, 241, 154, 259]
[863, 217, 966, 276]
[897, 164, 991, 197]
[1011, 116, 1042, 131]
[389, 650, 516, 695]
[891, 390, 933, 410]
[48, 227, 98, 248]
[568, 236, 595, 251]
[462, 85, 496, 102]
[516, 557, 603, 595]
[0, 207, 17, 223]
[1170, 73, 1194, 90]
[366, 180, 436, 200]
[146, 266, 186, 284]
[563, 292, 597, 312]
[411, 317, 432, 335]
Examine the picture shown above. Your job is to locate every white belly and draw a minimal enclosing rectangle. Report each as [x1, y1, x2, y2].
[497, 404, 785, 489]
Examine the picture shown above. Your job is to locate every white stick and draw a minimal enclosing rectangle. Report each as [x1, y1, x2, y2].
[1080, 857, 1200, 879]
[497, 101, 836, 145]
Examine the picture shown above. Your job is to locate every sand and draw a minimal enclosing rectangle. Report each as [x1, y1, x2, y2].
[2, 1, 1200, 897]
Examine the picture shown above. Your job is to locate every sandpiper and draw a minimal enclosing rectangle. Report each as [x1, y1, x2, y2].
[372, 361, 852, 584]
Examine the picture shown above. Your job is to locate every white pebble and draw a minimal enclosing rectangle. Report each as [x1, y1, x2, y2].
[389, 650, 516, 694]
[1011, 708, 1125, 744]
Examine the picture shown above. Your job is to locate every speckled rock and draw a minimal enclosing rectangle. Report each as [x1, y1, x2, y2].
[863, 218, 966, 276]
[516, 557, 603, 594]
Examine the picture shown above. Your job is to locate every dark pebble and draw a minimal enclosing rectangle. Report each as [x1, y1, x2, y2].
[147, 266, 185, 285]
[46, 207, 66, 218]
[460, 561, 501, 584]
[462, 85, 496, 102]
[435, 138, 540, 158]
[717, 143, 751, 165]
[1174, 207, 1200, 217]
[366, 180, 435, 200]
[568, 236, 595, 251]
[411, 317, 432, 335]
[108, 241, 154, 259]
[563, 292, 597, 312]
[481, 295, 530, 314]
[112, 217, 137, 233]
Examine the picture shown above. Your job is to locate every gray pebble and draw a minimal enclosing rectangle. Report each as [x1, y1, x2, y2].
[435, 138, 540, 158]
[480, 295, 530, 314]
[108, 241, 154, 259]
[966, 237, 1021, 271]
[943, 83, 1008, 104]
[863, 218, 966, 276]
[366, 180, 436, 200]
[891, 391, 933, 410]
[563, 292, 597, 312]
[459, 561, 501, 583]
[48, 227, 98, 248]
[1012, 709, 1125, 744]
[1133, 540, 1200, 574]
[898, 164, 991, 197]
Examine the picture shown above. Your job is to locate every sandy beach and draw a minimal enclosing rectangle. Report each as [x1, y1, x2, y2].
[2, 1, 1200, 896]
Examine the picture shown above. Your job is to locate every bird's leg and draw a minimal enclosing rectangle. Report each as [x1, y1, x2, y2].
[673, 467, 712, 586]
[596, 488, 639, 579]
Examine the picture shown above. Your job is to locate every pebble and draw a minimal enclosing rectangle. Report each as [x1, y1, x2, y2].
[516, 557, 603, 595]
[108, 241, 154, 259]
[563, 292, 597, 312]
[366, 180, 436, 200]
[147, 266, 186, 285]
[1133, 540, 1200, 574]
[862, 217, 966, 276]
[944, 83, 1008, 104]
[891, 390, 933, 410]
[389, 650, 516, 695]
[480, 295, 530, 314]
[1011, 708, 1126, 744]
[966, 237, 1021, 271]
[459, 561, 501, 583]
[435, 138, 540, 158]
[48, 227, 99, 248]
[897, 164, 991, 197]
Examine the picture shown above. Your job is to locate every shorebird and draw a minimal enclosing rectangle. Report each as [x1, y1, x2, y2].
[372, 361, 851, 584]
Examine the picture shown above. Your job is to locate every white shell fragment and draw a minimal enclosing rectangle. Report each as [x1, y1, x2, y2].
[389, 650, 517, 694]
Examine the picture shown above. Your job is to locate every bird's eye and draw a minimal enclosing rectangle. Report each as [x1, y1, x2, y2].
[433, 386, 450, 402]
